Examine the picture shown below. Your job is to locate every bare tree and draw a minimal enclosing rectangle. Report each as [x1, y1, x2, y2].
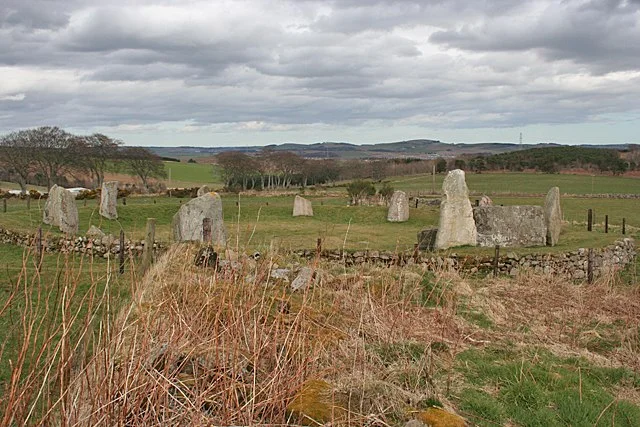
[0, 131, 34, 193]
[121, 147, 167, 192]
[80, 134, 122, 187]
[216, 151, 259, 190]
[25, 127, 78, 188]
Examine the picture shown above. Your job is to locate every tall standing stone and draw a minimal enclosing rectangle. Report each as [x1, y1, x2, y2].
[43, 185, 78, 235]
[172, 192, 226, 246]
[544, 186, 562, 246]
[435, 169, 477, 249]
[100, 181, 118, 219]
[293, 195, 313, 217]
[387, 190, 409, 222]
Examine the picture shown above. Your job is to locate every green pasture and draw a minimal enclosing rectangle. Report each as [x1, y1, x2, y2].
[0, 193, 637, 253]
[0, 243, 131, 387]
[163, 161, 223, 188]
[388, 172, 640, 195]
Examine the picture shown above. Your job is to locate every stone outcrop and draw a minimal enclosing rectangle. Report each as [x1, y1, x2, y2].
[292, 195, 313, 217]
[100, 181, 118, 219]
[387, 190, 409, 222]
[473, 206, 546, 247]
[291, 267, 315, 291]
[172, 192, 226, 246]
[197, 185, 212, 197]
[43, 185, 79, 235]
[417, 228, 438, 251]
[435, 169, 477, 249]
[544, 186, 562, 246]
[86, 225, 105, 239]
[478, 195, 493, 207]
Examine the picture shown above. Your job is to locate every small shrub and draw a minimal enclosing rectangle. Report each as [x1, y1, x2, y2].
[346, 180, 375, 205]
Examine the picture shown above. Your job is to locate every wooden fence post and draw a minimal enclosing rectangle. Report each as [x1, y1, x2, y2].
[587, 248, 594, 284]
[605, 215, 609, 233]
[140, 218, 156, 275]
[622, 218, 626, 235]
[493, 245, 500, 277]
[119, 230, 125, 275]
[587, 209, 593, 232]
[26, 195, 30, 210]
[413, 243, 419, 263]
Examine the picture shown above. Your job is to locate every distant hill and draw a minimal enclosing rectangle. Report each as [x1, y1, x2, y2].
[147, 140, 630, 161]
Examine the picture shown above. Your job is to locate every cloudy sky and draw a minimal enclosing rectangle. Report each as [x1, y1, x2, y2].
[1, 0, 639, 147]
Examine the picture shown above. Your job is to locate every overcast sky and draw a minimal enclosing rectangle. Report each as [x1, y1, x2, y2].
[1, 0, 639, 147]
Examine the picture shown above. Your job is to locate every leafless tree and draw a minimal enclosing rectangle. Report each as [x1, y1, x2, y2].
[25, 127, 78, 188]
[216, 151, 260, 190]
[80, 134, 122, 186]
[121, 147, 167, 192]
[0, 131, 34, 193]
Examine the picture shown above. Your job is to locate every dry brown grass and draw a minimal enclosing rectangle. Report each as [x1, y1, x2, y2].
[1, 242, 638, 425]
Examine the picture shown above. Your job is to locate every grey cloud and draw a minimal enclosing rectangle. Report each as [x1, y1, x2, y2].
[1, 0, 640, 139]
[429, 0, 640, 73]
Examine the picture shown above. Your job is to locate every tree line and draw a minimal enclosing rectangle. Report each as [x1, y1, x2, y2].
[215, 150, 442, 191]
[463, 146, 630, 174]
[216, 145, 634, 191]
[0, 127, 166, 193]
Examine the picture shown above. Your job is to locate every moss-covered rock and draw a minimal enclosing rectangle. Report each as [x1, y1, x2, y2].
[286, 379, 349, 425]
[416, 407, 465, 427]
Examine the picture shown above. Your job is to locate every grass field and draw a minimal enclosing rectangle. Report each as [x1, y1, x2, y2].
[1, 194, 637, 253]
[0, 243, 131, 388]
[163, 161, 223, 188]
[388, 172, 640, 195]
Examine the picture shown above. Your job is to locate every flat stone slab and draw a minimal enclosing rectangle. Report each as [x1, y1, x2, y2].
[474, 205, 547, 247]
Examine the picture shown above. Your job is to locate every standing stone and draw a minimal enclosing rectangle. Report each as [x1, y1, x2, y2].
[544, 186, 562, 246]
[43, 185, 78, 234]
[417, 228, 438, 251]
[474, 206, 546, 247]
[387, 190, 409, 222]
[478, 195, 493, 207]
[293, 195, 313, 217]
[197, 185, 212, 197]
[100, 181, 118, 219]
[172, 192, 226, 246]
[435, 170, 477, 249]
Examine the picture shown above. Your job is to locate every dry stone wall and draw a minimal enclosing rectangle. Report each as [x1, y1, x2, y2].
[294, 238, 635, 279]
[0, 227, 167, 258]
[1, 225, 634, 281]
